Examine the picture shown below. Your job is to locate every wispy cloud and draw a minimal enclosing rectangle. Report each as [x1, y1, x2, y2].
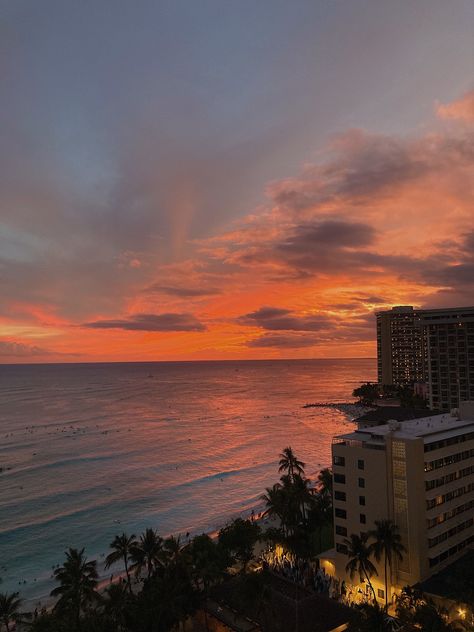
[436, 90, 474, 122]
[143, 284, 221, 297]
[239, 307, 331, 331]
[82, 313, 206, 332]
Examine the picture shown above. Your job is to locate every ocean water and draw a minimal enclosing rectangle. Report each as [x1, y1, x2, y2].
[0, 359, 375, 604]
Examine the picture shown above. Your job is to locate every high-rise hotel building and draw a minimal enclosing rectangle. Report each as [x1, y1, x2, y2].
[376, 306, 474, 410]
[421, 307, 474, 411]
[376, 306, 424, 386]
[320, 402, 474, 604]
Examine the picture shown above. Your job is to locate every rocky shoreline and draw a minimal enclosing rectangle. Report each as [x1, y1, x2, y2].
[302, 401, 375, 420]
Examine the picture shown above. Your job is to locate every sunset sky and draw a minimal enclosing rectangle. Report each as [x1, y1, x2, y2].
[1, 0, 473, 362]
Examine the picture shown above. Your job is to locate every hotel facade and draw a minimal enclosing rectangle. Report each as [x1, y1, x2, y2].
[376, 306, 474, 410]
[320, 402, 474, 604]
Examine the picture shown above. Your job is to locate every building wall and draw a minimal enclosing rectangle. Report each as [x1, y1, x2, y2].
[423, 315, 474, 411]
[332, 441, 391, 602]
[328, 421, 474, 602]
[376, 307, 424, 387]
[376, 306, 474, 410]
[389, 436, 427, 585]
[422, 431, 474, 574]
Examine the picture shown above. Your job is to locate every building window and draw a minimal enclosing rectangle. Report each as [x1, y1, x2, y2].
[334, 473, 346, 484]
[335, 508, 347, 519]
[358, 459, 365, 470]
[392, 441, 406, 458]
[360, 513, 366, 524]
[333, 455, 345, 466]
[358, 477, 365, 488]
[336, 525, 347, 536]
[336, 543, 348, 554]
[378, 589, 385, 599]
[335, 491, 346, 501]
[359, 496, 366, 506]
[393, 460, 407, 477]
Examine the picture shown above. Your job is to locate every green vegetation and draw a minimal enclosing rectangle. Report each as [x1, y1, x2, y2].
[344, 533, 378, 602]
[218, 518, 261, 573]
[343, 521, 406, 606]
[397, 386, 428, 409]
[105, 533, 138, 593]
[0, 592, 28, 631]
[369, 520, 406, 607]
[352, 382, 379, 406]
[260, 446, 334, 559]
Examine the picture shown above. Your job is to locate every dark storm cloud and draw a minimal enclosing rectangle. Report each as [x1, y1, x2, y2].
[239, 306, 331, 331]
[83, 313, 206, 332]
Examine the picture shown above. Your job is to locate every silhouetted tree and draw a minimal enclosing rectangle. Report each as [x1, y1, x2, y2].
[344, 533, 377, 602]
[218, 518, 261, 573]
[105, 532, 137, 593]
[0, 592, 27, 632]
[353, 383, 379, 406]
[278, 447, 305, 481]
[131, 528, 164, 579]
[51, 548, 98, 631]
[369, 520, 406, 606]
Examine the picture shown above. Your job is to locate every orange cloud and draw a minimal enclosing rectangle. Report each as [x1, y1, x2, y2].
[436, 90, 474, 122]
[3, 90, 474, 362]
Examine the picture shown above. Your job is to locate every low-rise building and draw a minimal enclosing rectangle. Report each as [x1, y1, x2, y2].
[320, 401, 474, 605]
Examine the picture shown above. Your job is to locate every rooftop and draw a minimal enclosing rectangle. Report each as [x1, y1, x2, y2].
[336, 404, 474, 445]
[355, 407, 432, 425]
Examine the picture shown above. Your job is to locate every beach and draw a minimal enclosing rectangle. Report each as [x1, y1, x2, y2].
[0, 358, 375, 605]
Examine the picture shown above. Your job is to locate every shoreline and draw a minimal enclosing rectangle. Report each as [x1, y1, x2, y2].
[21, 504, 277, 612]
[9, 399, 354, 611]
[303, 401, 374, 420]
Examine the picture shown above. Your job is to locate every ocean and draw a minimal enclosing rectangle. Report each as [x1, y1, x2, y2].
[0, 358, 375, 604]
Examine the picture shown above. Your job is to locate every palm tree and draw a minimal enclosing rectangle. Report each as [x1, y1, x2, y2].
[307, 492, 332, 553]
[188, 534, 229, 632]
[412, 602, 465, 632]
[348, 601, 396, 632]
[369, 520, 406, 606]
[317, 468, 333, 499]
[278, 447, 305, 480]
[102, 582, 130, 631]
[289, 472, 313, 523]
[105, 532, 137, 594]
[131, 528, 164, 579]
[163, 535, 188, 569]
[0, 592, 25, 632]
[261, 482, 298, 536]
[51, 548, 98, 631]
[344, 533, 377, 603]
[261, 483, 285, 522]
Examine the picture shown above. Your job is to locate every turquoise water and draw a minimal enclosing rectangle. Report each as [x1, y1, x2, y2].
[0, 359, 375, 604]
